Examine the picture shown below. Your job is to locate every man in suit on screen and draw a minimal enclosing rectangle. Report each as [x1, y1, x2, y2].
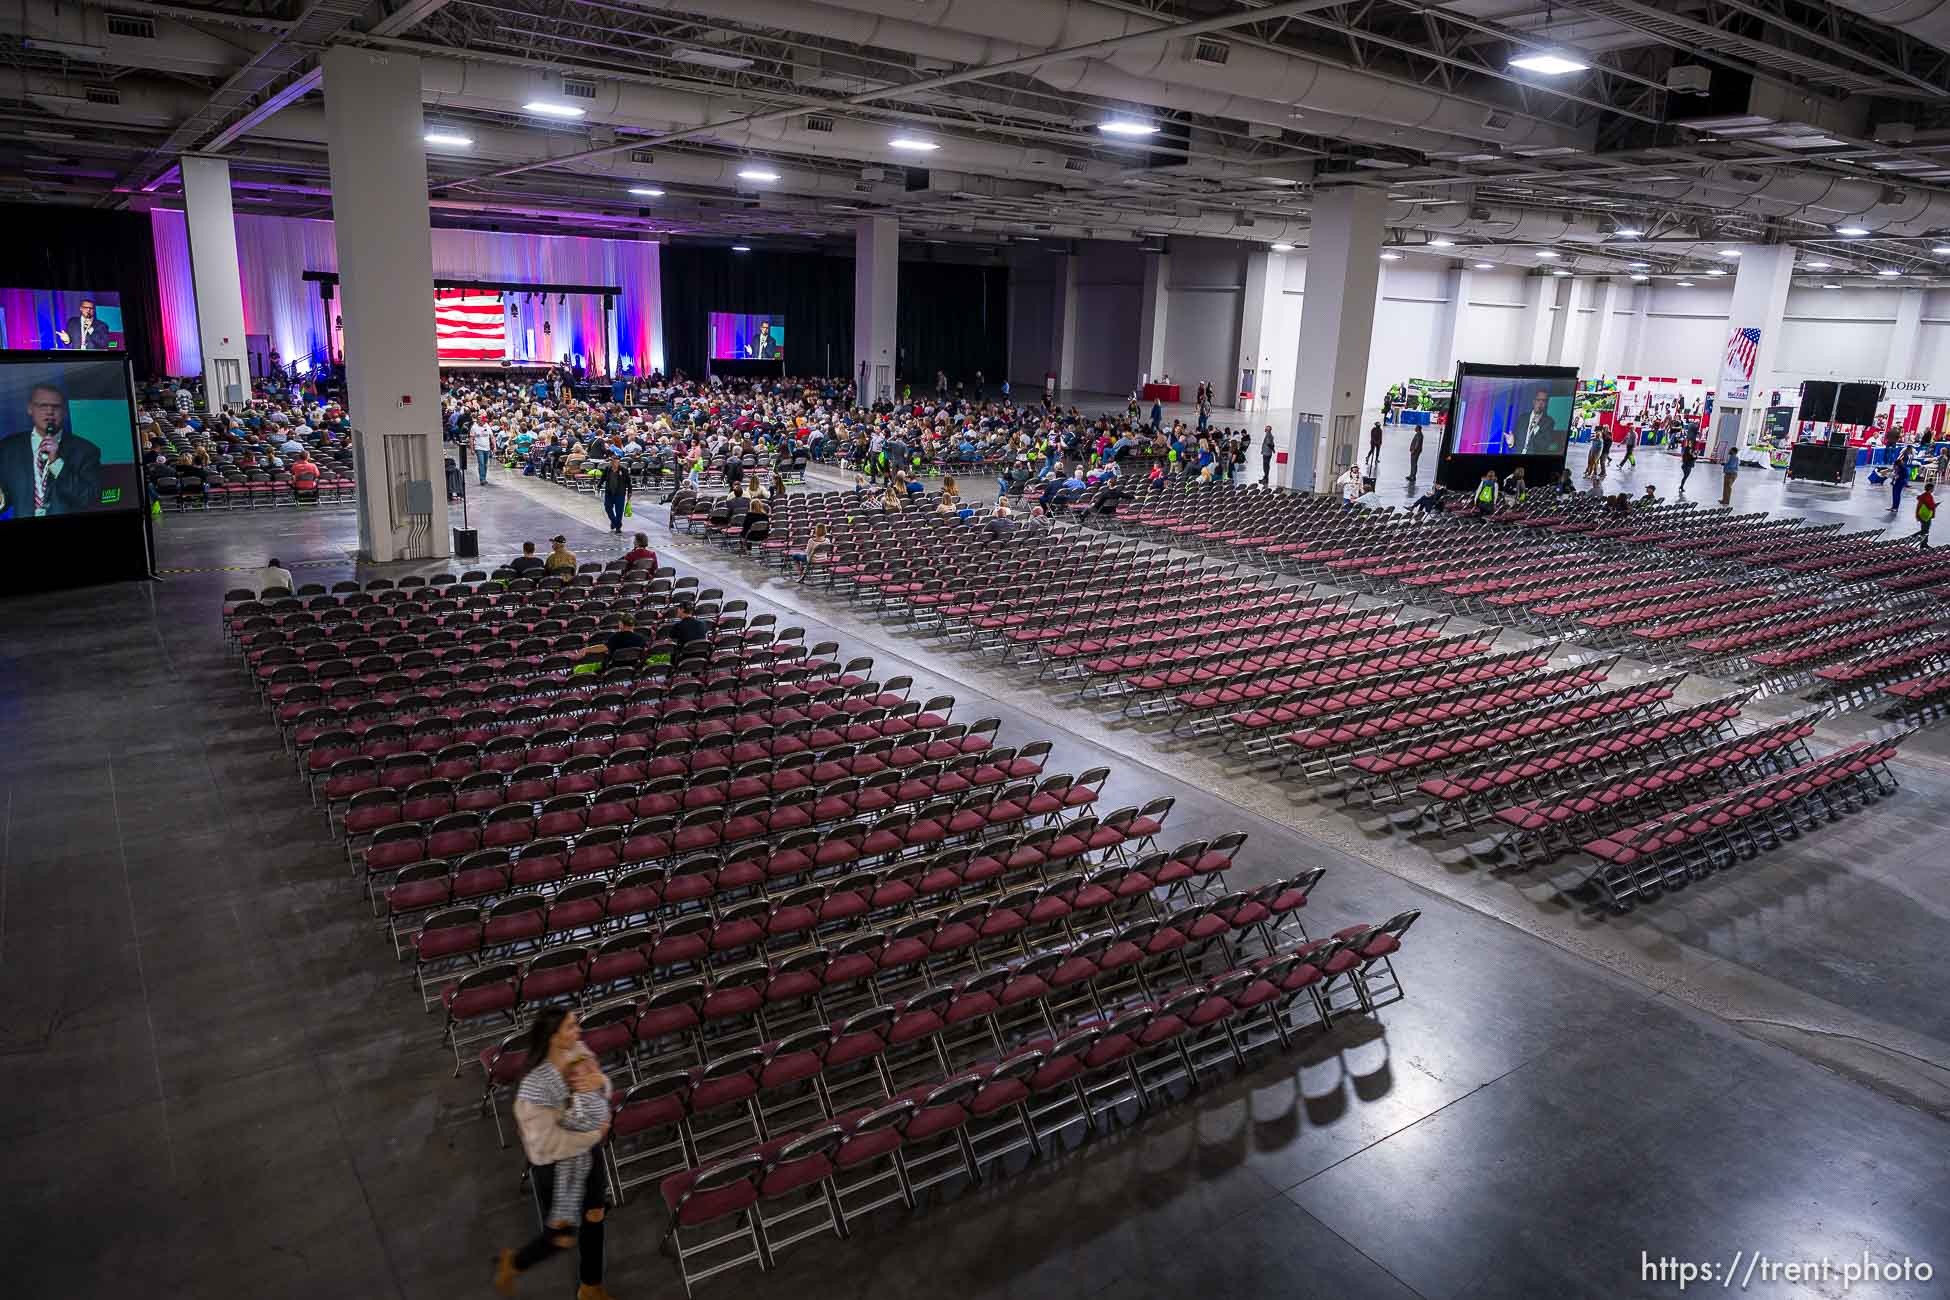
[57, 299, 115, 350]
[1509, 388, 1557, 454]
[0, 383, 105, 517]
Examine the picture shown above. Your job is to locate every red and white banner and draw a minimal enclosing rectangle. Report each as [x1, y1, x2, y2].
[435, 290, 507, 361]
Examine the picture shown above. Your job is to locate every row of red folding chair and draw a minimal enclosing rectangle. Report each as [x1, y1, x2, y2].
[983, 582, 1318, 653]
[458, 861, 1291, 1111]
[1684, 601, 1877, 658]
[1489, 713, 1819, 867]
[1884, 671, 1950, 719]
[1342, 676, 1698, 810]
[1100, 616, 1440, 714]
[1405, 690, 1744, 828]
[1270, 658, 1618, 776]
[650, 908, 1417, 1295]
[1807, 633, 1950, 702]
[1577, 733, 1909, 908]
[1174, 633, 1507, 738]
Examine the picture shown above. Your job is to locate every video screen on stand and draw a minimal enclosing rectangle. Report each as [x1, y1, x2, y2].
[0, 289, 126, 352]
[1450, 370, 1578, 457]
[0, 353, 143, 522]
[708, 312, 784, 360]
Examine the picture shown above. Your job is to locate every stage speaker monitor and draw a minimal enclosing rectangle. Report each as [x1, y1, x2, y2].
[1834, 381, 1883, 426]
[1799, 380, 1837, 422]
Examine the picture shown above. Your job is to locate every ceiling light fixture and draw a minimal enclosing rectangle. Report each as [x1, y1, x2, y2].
[889, 137, 940, 152]
[1676, 280, 1695, 287]
[423, 131, 473, 147]
[1098, 118, 1160, 136]
[1270, 243, 1295, 252]
[1380, 252, 1402, 260]
[1428, 238, 1455, 248]
[1804, 261, 1831, 269]
[1508, 51, 1589, 75]
[1823, 282, 1840, 288]
[1878, 267, 1904, 276]
[737, 167, 780, 182]
[522, 100, 586, 119]
[1612, 226, 1643, 237]
[1835, 225, 1870, 236]
[628, 187, 664, 197]
[731, 244, 752, 253]
[1719, 248, 1741, 257]
[1535, 250, 1559, 259]
[1630, 274, 1649, 281]
[1934, 246, 1950, 255]
[1473, 262, 1495, 270]
[1707, 268, 1727, 276]
[1629, 261, 1650, 269]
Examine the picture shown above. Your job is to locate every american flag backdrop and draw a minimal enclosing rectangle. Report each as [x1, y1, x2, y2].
[434, 289, 508, 361]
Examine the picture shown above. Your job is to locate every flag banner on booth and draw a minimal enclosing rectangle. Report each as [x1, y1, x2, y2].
[1721, 326, 1760, 403]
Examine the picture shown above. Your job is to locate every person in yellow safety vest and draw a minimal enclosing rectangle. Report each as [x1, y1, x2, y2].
[1474, 468, 1499, 516]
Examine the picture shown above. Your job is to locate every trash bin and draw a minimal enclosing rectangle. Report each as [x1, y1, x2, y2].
[452, 527, 479, 558]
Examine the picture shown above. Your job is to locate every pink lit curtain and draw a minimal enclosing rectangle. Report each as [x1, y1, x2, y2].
[150, 210, 664, 377]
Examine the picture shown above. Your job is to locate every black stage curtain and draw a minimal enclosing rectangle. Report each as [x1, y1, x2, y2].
[899, 262, 1008, 387]
[659, 247, 1007, 386]
[0, 204, 168, 378]
[659, 246, 852, 379]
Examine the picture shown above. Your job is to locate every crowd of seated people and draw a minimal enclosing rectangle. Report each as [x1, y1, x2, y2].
[137, 375, 356, 508]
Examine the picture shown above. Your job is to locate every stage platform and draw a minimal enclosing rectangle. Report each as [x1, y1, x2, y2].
[437, 359, 556, 372]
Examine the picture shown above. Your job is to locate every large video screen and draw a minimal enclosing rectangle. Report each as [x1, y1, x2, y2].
[709, 312, 784, 361]
[0, 354, 142, 522]
[436, 290, 508, 363]
[0, 289, 126, 352]
[1451, 370, 1578, 457]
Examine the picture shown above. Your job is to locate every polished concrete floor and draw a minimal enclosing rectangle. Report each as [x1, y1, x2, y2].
[3, 460, 1948, 1300]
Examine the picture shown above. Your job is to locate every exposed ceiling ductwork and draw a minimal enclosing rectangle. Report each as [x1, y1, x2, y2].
[1824, 0, 1950, 57]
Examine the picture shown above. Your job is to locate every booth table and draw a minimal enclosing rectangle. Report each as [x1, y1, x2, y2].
[1397, 409, 1434, 426]
[1142, 383, 1181, 403]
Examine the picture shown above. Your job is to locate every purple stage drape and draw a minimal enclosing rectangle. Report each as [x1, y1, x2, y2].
[151, 210, 663, 379]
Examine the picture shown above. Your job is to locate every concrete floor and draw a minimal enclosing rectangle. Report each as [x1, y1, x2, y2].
[3, 435, 1948, 1300]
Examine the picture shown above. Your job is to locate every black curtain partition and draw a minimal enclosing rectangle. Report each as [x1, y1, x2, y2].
[0, 204, 168, 379]
[658, 246, 1008, 386]
[899, 262, 1008, 388]
[659, 246, 852, 379]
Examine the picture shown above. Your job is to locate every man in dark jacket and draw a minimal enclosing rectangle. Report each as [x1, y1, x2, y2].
[599, 459, 632, 534]
[0, 383, 104, 517]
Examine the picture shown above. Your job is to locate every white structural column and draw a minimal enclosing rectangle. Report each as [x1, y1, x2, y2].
[1436, 263, 1474, 376]
[852, 215, 898, 403]
[322, 46, 450, 561]
[1234, 248, 1285, 411]
[1617, 281, 1652, 375]
[1137, 248, 1170, 388]
[1582, 279, 1622, 376]
[1888, 287, 1925, 378]
[178, 154, 250, 409]
[1553, 277, 1591, 365]
[1711, 244, 1795, 460]
[1287, 187, 1386, 490]
[1048, 251, 1080, 394]
[1521, 273, 1557, 362]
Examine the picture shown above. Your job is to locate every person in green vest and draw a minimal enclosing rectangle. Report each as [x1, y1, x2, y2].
[1474, 468, 1499, 516]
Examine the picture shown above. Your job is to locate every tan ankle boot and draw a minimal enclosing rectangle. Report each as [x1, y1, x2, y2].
[492, 1248, 518, 1296]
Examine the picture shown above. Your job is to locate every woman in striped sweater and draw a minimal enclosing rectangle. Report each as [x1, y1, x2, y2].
[493, 1007, 616, 1299]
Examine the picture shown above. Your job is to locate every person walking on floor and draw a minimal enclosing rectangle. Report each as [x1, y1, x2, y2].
[1719, 445, 1740, 505]
[1889, 443, 1913, 513]
[493, 1008, 616, 1300]
[599, 459, 631, 534]
[472, 419, 494, 486]
[1583, 431, 1604, 481]
[1620, 424, 1637, 469]
[1260, 425, 1275, 483]
[1406, 425, 1425, 485]
[1679, 440, 1696, 494]
[1916, 480, 1937, 546]
[1365, 421, 1383, 474]
[1150, 398, 1163, 432]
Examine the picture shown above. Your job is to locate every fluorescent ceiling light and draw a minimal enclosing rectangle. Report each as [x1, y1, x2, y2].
[1676, 280, 1695, 287]
[731, 244, 752, 252]
[1823, 282, 1840, 288]
[1534, 249, 1559, 259]
[1719, 248, 1741, 257]
[1630, 274, 1649, 281]
[1878, 267, 1904, 276]
[1380, 252, 1402, 260]
[523, 100, 586, 119]
[23, 37, 108, 58]
[1473, 262, 1495, 270]
[670, 46, 755, 71]
[1508, 52, 1589, 75]
[1804, 261, 1831, 269]
[1707, 268, 1727, 276]
[423, 131, 473, 147]
[1835, 225, 1870, 236]
[738, 167, 780, 182]
[1551, 269, 1570, 277]
[1934, 246, 1950, 255]
[1098, 118, 1159, 137]
[1270, 243, 1295, 252]
[628, 186, 664, 197]
[1629, 262, 1650, 269]
[889, 137, 940, 152]
[1612, 226, 1643, 237]
[1428, 238, 1455, 248]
